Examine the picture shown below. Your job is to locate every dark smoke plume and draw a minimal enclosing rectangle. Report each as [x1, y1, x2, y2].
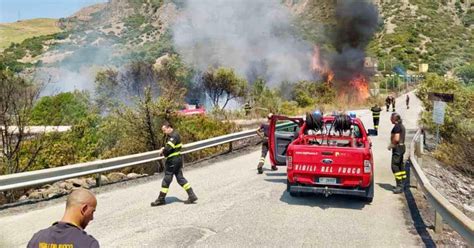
[330, 0, 379, 82]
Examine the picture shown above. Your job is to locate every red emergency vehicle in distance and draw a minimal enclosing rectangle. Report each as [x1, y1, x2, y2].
[268, 113, 376, 202]
[178, 104, 205, 116]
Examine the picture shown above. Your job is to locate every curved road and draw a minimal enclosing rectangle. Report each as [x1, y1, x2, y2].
[0, 92, 423, 247]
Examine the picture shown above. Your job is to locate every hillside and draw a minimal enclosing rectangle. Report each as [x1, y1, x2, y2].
[292, 0, 473, 75]
[0, 18, 61, 50]
[1, 0, 472, 77]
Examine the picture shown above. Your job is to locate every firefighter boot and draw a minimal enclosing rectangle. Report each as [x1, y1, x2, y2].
[184, 188, 198, 204]
[393, 179, 404, 194]
[257, 162, 264, 174]
[151, 192, 167, 206]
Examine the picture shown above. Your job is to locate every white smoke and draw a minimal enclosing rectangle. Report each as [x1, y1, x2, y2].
[37, 67, 99, 96]
[37, 35, 117, 96]
[172, 0, 314, 85]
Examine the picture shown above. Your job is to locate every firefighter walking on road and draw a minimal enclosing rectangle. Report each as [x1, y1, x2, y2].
[151, 121, 198, 206]
[388, 113, 407, 194]
[385, 96, 391, 112]
[370, 104, 382, 131]
[391, 96, 396, 112]
[406, 94, 410, 109]
[257, 113, 277, 174]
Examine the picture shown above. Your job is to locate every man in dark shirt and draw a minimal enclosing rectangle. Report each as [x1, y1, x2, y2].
[406, 94, 410, 109]
[28, 188, 99, 248]
[256, 113, 277, 174]
[388, 113, 406, 194]
[151, 121, 197, 206]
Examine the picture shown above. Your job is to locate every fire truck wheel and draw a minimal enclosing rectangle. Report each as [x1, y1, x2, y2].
[363, 177, 374, 203]
[287, 180, 301, 197]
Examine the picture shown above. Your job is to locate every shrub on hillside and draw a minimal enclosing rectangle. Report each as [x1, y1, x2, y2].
[292, 81, 336, 107]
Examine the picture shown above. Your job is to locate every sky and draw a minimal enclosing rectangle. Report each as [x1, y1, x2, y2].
[0, 0, 108, 23]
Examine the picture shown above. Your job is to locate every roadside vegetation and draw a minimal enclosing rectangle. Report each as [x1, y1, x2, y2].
[416, 72, 473, 176]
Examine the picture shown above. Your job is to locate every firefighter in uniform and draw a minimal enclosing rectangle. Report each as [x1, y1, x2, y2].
[151, 122, 197, 206]
[370, 104, 382, 131]
[256, 113, 277, 174]
[391, 95, 396, 112]
[388, 113, 406, 194]
[385, 96, 391, 112]
[244, 102, 252, 116]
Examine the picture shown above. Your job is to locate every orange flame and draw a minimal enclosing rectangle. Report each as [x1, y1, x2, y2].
[349, 74, 370, 102]
[311, 46, 370, 104]
[311, 46, 333, 84]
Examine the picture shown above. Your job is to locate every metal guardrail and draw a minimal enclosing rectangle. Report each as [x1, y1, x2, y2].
[0, 122, 296, 192]
[409, 129, 474, 245]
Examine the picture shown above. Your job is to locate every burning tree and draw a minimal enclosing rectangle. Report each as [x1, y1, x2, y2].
[310, 0, 379, 104]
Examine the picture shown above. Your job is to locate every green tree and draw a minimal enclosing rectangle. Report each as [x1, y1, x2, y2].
[202, 67, 248, 110]
[94, 69, 120, 112]
[31, 91, 91, 126]
[292, 81, 336, 107]
[249, 78, 283, 115]
[0, 70, 42, 176]
[155, 54, 190, 111]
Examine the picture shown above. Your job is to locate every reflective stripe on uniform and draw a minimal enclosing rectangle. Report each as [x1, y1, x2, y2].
[394, 171, 407, 180]
[394, 171, 406, 176]
[161, 187, 169, 193]
[259, 157, 265, 162]
[182, 183, 191, 190]
[167, 151, 181, 158]
[373, 115, 380, 117]
[167, 141, 183, 149]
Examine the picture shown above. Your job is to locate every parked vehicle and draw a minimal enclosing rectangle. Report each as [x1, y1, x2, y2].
[268, 113, 376, 202]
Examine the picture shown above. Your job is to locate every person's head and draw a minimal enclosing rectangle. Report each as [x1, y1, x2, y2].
[267, 113, 273, 121]
[64, 188, 97, 229]
[161, 121, 174, 135]
[391, 112, 402, 124]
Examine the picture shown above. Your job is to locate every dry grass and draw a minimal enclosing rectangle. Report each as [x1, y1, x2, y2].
[0, 18, 61, 50]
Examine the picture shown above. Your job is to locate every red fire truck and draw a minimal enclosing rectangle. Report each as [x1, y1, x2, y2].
[268, 113, 376, 202]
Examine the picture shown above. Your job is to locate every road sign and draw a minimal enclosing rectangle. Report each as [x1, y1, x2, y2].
[433, 101, 446, 125]
[428, 92, 454, 102]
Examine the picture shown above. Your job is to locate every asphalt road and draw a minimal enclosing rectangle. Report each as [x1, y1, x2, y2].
[0, 92, 423, 247]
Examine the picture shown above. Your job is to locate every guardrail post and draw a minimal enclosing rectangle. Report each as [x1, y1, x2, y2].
[95, 173, 102, 187]
[228, 142, 233, 153]
[435, 211, 444, 234]
[419, 134, 424, 155]
[415, 138, 423, 189]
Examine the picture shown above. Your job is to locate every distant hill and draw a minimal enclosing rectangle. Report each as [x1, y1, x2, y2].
[0, 18, 62, 50]
[1, 0, 472, 76]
